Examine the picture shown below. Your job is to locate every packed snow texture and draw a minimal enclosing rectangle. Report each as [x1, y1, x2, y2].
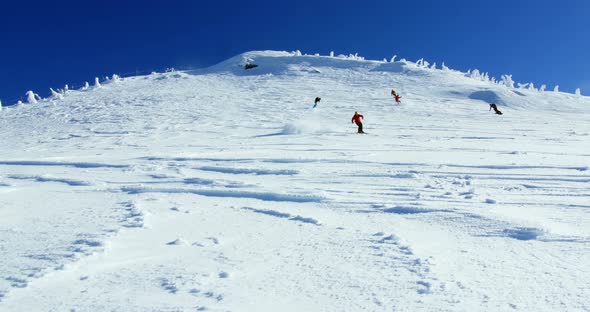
[0, 50, 589, 311]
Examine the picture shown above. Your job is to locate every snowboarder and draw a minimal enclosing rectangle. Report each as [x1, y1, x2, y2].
[351, 111, 365, 133]
[313, 97, 321, 108]
[489, 103, 503, 115]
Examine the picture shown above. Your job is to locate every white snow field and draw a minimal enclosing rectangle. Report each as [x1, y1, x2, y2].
[1, 50, 589, 311]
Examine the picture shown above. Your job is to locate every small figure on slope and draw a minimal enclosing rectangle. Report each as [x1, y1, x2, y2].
[351, 111, 365, 134]
[391, 89, 401, 103]
[489, 103, 503, 115]
[313, 97, 321, 108]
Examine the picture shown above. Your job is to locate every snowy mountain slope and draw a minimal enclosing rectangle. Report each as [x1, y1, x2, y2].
[0, 50, 589, 311]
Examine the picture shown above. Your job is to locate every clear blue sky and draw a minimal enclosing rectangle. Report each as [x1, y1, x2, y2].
[1, 0, 589, 104]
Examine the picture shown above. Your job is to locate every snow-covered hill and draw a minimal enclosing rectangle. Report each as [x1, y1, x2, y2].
[1, 51, 589, 311]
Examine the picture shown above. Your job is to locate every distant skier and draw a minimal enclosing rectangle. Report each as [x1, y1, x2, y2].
[351, 111, 365, 133]
[391, 89, 401, 103]
[489, 103, 503, 115]
[313, 97, 321, 108]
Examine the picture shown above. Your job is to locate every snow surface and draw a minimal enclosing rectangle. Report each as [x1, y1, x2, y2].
[1, 50, 589, 311]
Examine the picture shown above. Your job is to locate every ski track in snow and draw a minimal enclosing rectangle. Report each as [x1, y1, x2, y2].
[1, 51, 589, 311]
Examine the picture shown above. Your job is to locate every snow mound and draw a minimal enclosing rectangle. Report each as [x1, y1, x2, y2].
[469, 90, 504, 105]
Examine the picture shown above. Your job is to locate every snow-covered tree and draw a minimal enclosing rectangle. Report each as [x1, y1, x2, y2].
[528, 83, 536, 91]
[330, 51, 334, 57]
[50, 88, 63, 100]
[64, 84, 69, 92]
[95, 77, 101, 87]
[112, 74, 121, 81]
[575, 88, 581, 96]
[383, 58, 387, 62]
[517, 82, 529, 89]
[294, 50, 302, 56]
[400, 58, 407, 62]
[540, 84, 546, 92]
[430, 62, 437, 70]
[390, 55, 397, 62]
[554, 85, 559, 92]
[347, 53, 364, 61]
[416, 58, 424, 66]
[26, 90, 40, 104]
[466, 69, 471, 75]
[17, 100, 23, 105]
[501, 74, 515, 88]
[470, 69, 481, 80]
[0, 100, 2, 109]
[441, 62, 449, 71]
[82, 82, 90, 90]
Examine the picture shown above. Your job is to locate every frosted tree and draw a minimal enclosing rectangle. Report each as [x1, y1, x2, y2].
[441, 62, 449, 71]
[82, 82, 90, 90]
[64, 84, 69, 92]
[50, 88, 63, 100]
[383, 58, 387, 62]
[112, 74, 121, 81]
[330, 51, 334, 57]
[575, 88, 581, 96]
[540, 84, 546, 92]
[390, 55, 397, 62]
[348, 53, 363, 60]
[416, 58, 424, 66]
[430, 62, 437, 70]
[501, 74, 515, 88]
[400, 58, 407, 62]
[470, 69, 481, 80]
[0, 100, 2, 109]
[554, 85, 559, 92]
[517, 82, 528, 89]
[423, 60, 430, 68]
[26, 91, 41, 104]
[483, 72, 490, 81]
[466, 69, 471, 75]
[95, 77, 101, 87]
[527, 83, 536, 91]
[294, 50, 302, 56]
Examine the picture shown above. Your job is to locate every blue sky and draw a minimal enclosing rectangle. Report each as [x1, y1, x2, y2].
[1, 0, 589, 104]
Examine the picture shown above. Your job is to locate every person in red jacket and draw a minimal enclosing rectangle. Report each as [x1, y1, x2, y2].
[351, 111, 365, 133]
[394, 94, 401, 103]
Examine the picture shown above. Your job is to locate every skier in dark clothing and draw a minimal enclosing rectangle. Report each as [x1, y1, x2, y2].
[489, 103, 503, 115]
[391, 89, 397, 97]
[313, 97, 321, 108]
[351, 111, 365, 133]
